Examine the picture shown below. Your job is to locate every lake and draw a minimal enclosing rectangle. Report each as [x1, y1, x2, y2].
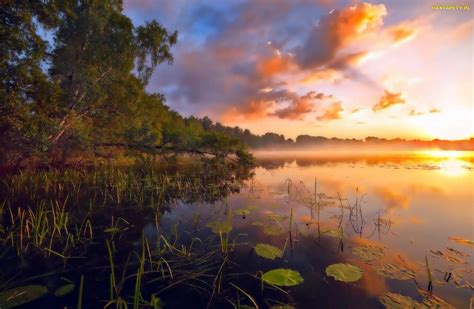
[0, 151, 472, 308]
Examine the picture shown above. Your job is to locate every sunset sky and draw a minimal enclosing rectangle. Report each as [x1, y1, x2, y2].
[124, 0, 473, 140]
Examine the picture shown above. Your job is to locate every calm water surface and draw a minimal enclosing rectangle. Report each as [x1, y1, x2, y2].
[2, 151, 473, 308]
[159, 151, 474, 307]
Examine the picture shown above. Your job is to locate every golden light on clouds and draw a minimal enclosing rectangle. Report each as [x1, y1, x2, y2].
[159, 0, 472, 141]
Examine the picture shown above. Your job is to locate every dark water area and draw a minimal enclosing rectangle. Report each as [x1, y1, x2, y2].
[0, 152, 473, 308]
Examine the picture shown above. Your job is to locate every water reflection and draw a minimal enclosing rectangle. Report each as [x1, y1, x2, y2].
[0, 152, 472, 308]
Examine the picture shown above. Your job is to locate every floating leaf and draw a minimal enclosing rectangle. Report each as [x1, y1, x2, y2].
[325, 263, 363, 282]
[450, 272, 474, 290]
[54, 284, 75, 297]
[255, 244, 283, 260]
[418, 289, 455, 308]
[430, 249, 467, 264]
[0, 285, 48, 308]
[379, 292, 420, 308]
[206, 221, 232, 234]
[262, 269, 304, 287]
[253, 222, 285, 236]
[374, 263, 415, 280]
[352, 245, 385, 263]
[448, 236, 474, 247]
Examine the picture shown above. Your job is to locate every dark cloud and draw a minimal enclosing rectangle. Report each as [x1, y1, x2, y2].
[271, 91, 324, 120]
[295, 3, 386, 68]
[373, 90, 405, 112]
[128, 1, 390, 122]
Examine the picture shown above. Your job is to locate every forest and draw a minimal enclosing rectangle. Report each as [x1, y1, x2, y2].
[1, 1, 252, 169]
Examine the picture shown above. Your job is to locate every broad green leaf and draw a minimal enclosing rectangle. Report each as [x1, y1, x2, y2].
[325, 263, 363, 282]
[255, 244, 283, 260]
[352, 245, 385, 263]
[253, 221, 286, 236]
[54, 284, 75, 297]
[262, 269, 304, 287]
[0, 285, 48, 308]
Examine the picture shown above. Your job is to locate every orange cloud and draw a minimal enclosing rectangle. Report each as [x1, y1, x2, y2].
[429, 108, 441, 113]
[221, 100, 273, 122]
[272, 91, 331, 120]
[330, 51, 370, 70]
[297, 2, 386, 68]
[301, 68, 343, 84]
[374, 187, 410, 211]
[257, 53, 295, 78]
[389, 24, 416, 44]
[373, 90, 405, 112]
[273, 98, 313, 120]
[317, 102, 343, 121]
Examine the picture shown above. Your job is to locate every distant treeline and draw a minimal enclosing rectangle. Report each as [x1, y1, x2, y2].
[196, 117, 474, 150]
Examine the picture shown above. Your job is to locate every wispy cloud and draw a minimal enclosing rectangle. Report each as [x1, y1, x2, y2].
[373, 90, 405, 112]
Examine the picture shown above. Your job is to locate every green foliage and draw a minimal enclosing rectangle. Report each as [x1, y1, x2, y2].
[0, 0, 253, 167]
[0, 285, 48, 308]
[261, 269, 304, 287]
[54, 284, 75, 297]
[325, 263, 363, 282]
[255, 244, 283, 260]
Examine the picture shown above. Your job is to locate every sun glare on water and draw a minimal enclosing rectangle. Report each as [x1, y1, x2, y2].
[421, 150, 470, 176]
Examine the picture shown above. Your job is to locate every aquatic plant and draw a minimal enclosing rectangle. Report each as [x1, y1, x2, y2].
[261, 269, 304, 287]
[254, 244, 283, 260]
[325, 263, 363, 282]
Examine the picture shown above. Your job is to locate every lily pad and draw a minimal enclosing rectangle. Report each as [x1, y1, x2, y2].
[418, 289, 455, 308]
[54, 284, 75, 297]
[352, 245, 385, 263]
[253, 221, 286, 236]
[0, 285, 48, 308]
[262, 269, 304, 287]
[325, 263, 363, 282]
[374, 263, 415, 280]
[448, 236, 474, 247]
[379, 292, 420, 308]
[430, 249, 467, 264]
[255, 244, 283, 260]
[206, 221, 232, 234]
